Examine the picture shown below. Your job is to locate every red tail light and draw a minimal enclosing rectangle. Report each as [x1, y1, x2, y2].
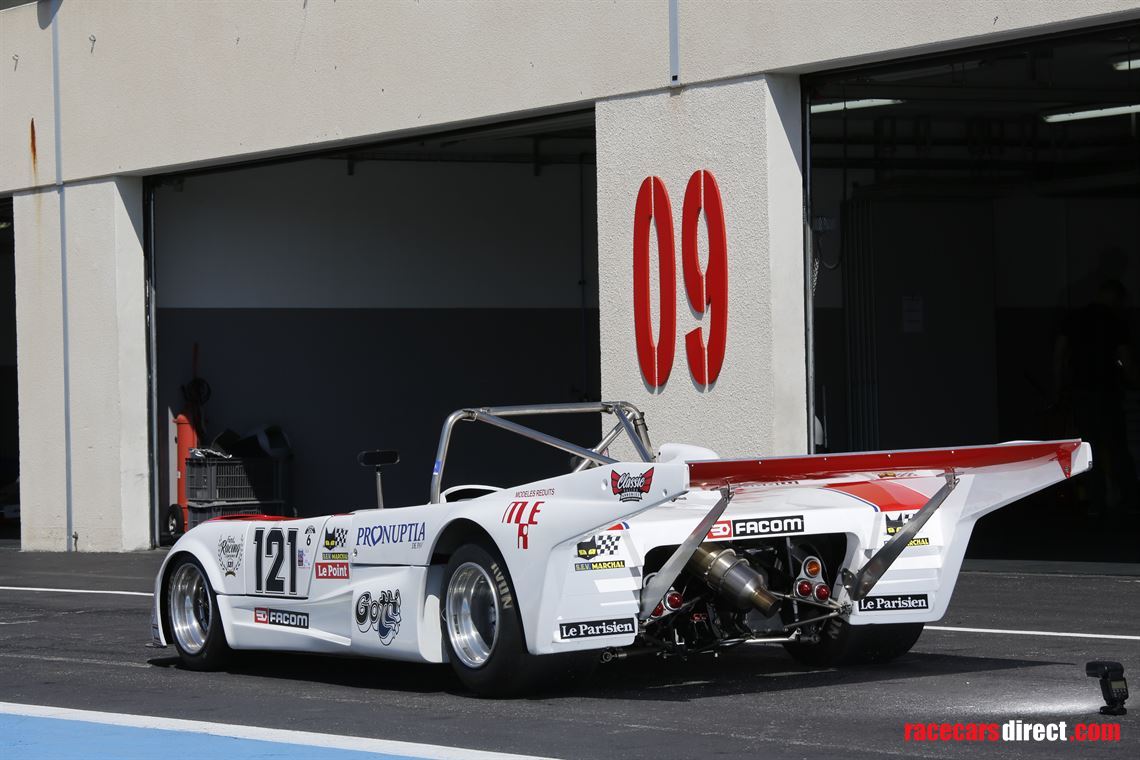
[813, 583, 831, 602]
[664, 590, 684, 611]
[796, 579, 813, 597]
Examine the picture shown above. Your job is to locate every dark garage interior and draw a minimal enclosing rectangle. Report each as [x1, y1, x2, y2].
[807, 23, 1140, 562]
[150, 113, 599, 536]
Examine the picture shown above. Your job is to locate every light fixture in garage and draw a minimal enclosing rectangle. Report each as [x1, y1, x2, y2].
[1041, 103, 1140, 122]
[1110, 56, 1140, 71]
[809, 98, 904, 115]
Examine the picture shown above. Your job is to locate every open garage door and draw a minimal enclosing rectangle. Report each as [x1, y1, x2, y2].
[149, 112, 598, 539]
[806, 24, 1140, 562]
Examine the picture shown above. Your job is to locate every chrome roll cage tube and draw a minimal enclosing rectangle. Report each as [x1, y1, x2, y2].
[428, 402, 654, 504]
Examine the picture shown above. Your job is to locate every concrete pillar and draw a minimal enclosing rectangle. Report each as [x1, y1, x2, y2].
[596, 75, 808, 459]
[13, 177, 151, 551]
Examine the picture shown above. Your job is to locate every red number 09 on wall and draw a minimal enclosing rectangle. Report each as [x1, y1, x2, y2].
[633, 169, 728, 390]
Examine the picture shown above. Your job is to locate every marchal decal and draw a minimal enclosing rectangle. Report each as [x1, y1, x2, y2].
[559, 618, 636, 639]
[576, 534, 620, 559]
[355, 590, 401, 645]
[323, 527, 348, 550]
[611, 468, 654, 502]
[217, 536, 243, 577]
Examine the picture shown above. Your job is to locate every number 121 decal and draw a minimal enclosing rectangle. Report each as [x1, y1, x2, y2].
[253, 527, 299, 595]
[633, 169, 728, 390]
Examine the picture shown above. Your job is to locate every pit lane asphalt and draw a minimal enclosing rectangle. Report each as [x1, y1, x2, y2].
[0, 546, 1136, 759]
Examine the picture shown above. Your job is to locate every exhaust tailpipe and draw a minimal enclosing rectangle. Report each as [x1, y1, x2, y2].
[687, 544, 781, 615]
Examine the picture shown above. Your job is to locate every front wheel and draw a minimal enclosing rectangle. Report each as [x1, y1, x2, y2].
[441, 544, 592, 697]
[166, 556, 230, 670]
[784, 618, 923, 667]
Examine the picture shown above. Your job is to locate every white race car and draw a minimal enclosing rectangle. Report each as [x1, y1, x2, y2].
[152, 402, 1090, 696]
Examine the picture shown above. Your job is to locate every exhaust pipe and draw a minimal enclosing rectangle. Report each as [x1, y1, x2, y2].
[687, 544, 781, 615]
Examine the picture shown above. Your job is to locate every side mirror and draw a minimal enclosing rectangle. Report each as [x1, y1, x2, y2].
[358, 450, 399, 508]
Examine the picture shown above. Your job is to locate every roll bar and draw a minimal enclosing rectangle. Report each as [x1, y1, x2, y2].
[428, 402, 653, 503]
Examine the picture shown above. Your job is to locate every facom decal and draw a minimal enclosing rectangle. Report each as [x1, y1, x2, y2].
[857, 594, 929, 612]
[355, 590, 401, 645]
[574, 559, 627, 572]
[707, 520, 733, 540]
[502, 501, 542, 550]
[217, 535, 243, 577]
[314, 561, 349, 579]
[731, 515, 805, 536]
[559, 618, 637, 639]
[576, 534, 620, 560]
[254, 607, 309, 629]
[611, 468, 654, 502]
[356, 522, 427, 549]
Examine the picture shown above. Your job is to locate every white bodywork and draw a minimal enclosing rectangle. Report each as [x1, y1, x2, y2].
[152, 438, 1092, 660]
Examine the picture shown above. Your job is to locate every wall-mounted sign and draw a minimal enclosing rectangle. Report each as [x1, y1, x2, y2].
[633, 170, 728, 390]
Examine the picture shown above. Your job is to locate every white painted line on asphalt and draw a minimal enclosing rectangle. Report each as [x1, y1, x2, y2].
[0, 702, 556, 760]
[0, 620, 37, 625]
[927, 625, 1140, 641]
[0, 585, 151, 597]
[0, 653, 151, 669]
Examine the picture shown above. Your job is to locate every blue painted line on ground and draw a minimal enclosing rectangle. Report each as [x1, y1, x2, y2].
[0, 714, 420, 760]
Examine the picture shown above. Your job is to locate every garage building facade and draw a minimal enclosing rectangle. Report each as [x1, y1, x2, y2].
[2, 1, 1139, 553]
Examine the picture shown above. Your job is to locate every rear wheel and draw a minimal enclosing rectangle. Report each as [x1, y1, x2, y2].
[166, 556, 230, 670]
[165, 504, 184, 542]
[785, 618, 924, 666]
[441, 543, 593, 697]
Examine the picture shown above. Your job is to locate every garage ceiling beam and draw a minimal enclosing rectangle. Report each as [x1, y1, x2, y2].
[812, 83, 1140, 106]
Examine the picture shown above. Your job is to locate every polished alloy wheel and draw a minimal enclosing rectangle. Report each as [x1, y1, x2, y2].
[169, 562, 211, 655]
[445, 562, 499, 668]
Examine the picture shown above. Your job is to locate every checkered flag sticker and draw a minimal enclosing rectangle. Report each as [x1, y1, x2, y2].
[595, 534, 621, 556]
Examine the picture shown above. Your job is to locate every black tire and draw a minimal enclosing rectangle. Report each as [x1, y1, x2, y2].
[165, 555, 230, 670]
[441, 543, 594, 697]
[785, 618, 924, 667]
[165, 504, 184, 542]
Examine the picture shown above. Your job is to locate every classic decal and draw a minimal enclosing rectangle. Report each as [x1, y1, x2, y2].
[254, 607, 309, 629]
[314, 561, 349, 579]
[502, 501, 542, 550]
[858, 594, 929, 612]
[217, 535, 243, 577]
[356, 522, 426, 549]
[611, 468, 654, 502]
[559, 618, 636, 639]
[355, 590, 401, 645]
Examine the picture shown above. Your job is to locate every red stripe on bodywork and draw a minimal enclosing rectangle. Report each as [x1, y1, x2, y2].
[826, 480, 929, 512]
[687, 440, 1082, 489]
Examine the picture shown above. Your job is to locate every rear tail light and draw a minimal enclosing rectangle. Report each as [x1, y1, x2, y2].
[813, 583, 831, 602]
[796, 579, 813, 597]
[652, 603, 665, 618]
[664, 590, 684, 611]
[803, 557, 822, 578]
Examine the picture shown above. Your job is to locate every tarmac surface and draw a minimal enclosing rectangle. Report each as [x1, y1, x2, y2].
[0, 546, 1136, 759]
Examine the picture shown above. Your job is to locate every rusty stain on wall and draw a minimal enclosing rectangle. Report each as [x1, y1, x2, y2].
[29, 117, 37, 172]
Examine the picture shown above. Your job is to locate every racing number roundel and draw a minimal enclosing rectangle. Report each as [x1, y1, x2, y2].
[633, 170, 728, 390]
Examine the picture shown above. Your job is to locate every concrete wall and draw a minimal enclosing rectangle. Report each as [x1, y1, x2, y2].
[13, 177, 150, 551]
[4, 1, 1139, 194]
[596, 75, 807, 459]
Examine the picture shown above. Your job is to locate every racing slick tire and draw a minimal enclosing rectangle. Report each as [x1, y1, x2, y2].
[784, 618, 924, 667]
[441, 543, 594, 697]
[165, 555, 231, 670]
